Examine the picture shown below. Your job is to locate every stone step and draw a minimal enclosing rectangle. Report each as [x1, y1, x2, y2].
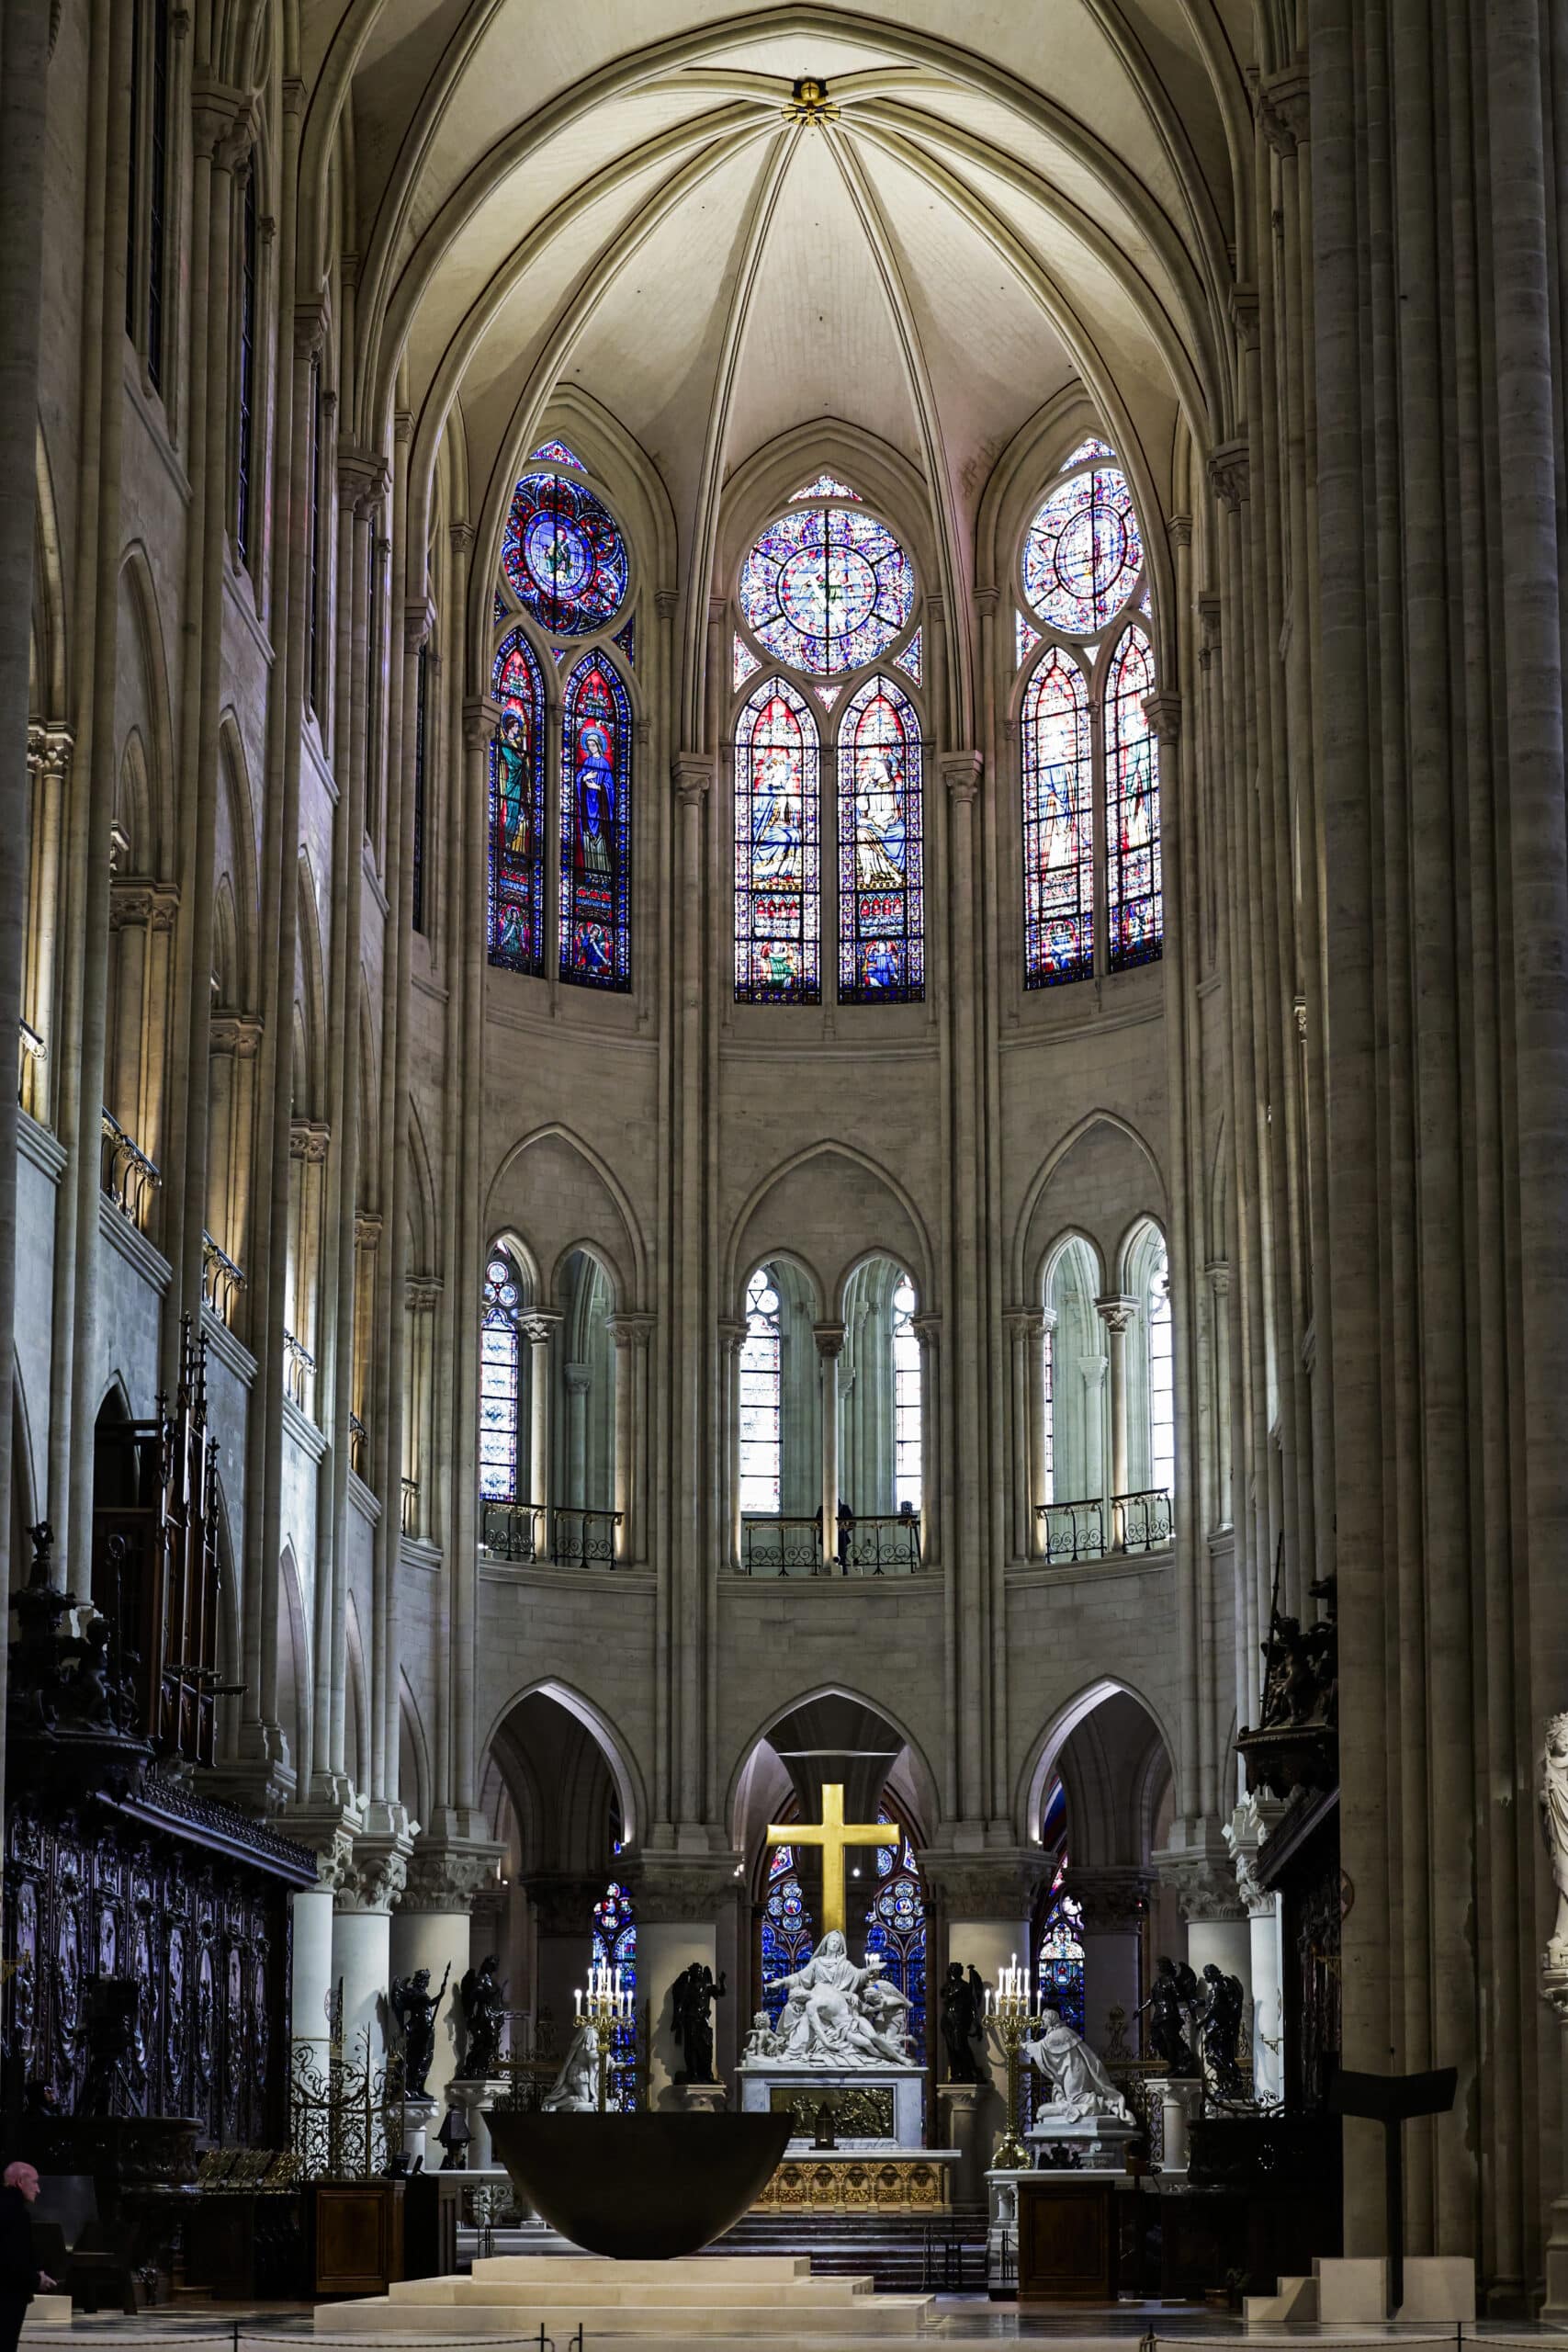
[470, 2255, 813, 2283]
[392, 2277, 879, 2308]
[322, 2297, 936, 2340]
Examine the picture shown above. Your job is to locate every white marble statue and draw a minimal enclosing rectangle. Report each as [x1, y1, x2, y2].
[1023, 2009, 1134, 2123]
[743, 2010, 779, 2060]
[764, 1929, 912, 2065]
[1542, 1712, 1568, 1967]
[542, 2019, 599, 2112]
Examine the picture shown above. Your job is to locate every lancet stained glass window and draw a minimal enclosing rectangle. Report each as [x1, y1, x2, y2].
[559, 653, 632, 990]
[1023, 465, 1143, 636]
[863, 1816, 926, 2057]
[761, 1843, 814, 2026]
[838, 677, 923, 1002]
[892, 1275, 922, 1514]
[592, 1883, 637, 2109]
[1037, 1860, 1086, 2035]
[1022, 650, 1093, 986]
[739, 506, 913, 677]
[488, 631, 547, 973]
[1147, 1241, 1174, 1498]
[739, 1268, 782, 1514]
[479, 1253, 523, 1499]
[1105, 627, 1162, 968]
[502, 469, 627, 636]
[735, 678, 819, 1002]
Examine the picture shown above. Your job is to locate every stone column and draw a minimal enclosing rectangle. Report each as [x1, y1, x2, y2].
[563, 1363, 591, 1511]
[1067, 1867, 1152, 2055]
[1096, 1295, 1138, 1544]
[393, 1839, 504, 2120]
[1224, 1792, 1288, 2103]
[290, 1826, 355, 2070]
[1156, 1833, 1251, 2090]
[923, 1854, 1052, 2161]
[609, 1312, 653, 1566]
[717, 1318, 746, 1570]
[521, 1310, 560, 1540]
[912, 1311, 940, 1569]
[815, 1321, 845, 1568]
[332, 1834, 412, 2075]
[628, 1861, 738, 2110]
[1002, 1308, 1041, 1562]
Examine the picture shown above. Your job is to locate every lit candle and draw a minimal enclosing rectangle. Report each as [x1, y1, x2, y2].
[575, 1988, 581, 2019]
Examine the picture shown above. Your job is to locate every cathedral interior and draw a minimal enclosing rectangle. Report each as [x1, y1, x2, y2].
[2, 0, 1568, 2325]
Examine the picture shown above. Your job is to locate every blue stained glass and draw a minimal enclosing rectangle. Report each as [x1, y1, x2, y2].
[502, 471, 627, 635]
[488, 631, 547, 974]
[837, 675, 923, 1004]
[614, 615, 637, 667]
[479, 1253, 522, 1498]
[739, 506, 913, 677]
[592, 1882, 637, 2109]
[559, 652, 632, 991]
[1023, 466, 1142, 635]
[790, 472, 861, 501]
[530, 438, 586, 470]
[1036, 1863, 1085, 2037]
[1022, 648, 1093, 987]
[734, 676, 820, 1003]
[1105, 626, 1162, 970]
[761, 1857, 814, 2028]
[862, 1810, 926, 2058]
[493, 589, 507, 624]
[1059, 435, 1118, 471]
[892, 628, 922, 686]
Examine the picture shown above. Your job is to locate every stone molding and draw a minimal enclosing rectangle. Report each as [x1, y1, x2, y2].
[1259, 64, 1310, 155]
[401, 1838, 506, 1914]
[1224, 1792, 1288, 1919]
[1143, 691, 1182, 746]
[609, 1312, 655, 1351]
[1208, 440, 1250, 512]
[526, 1872, 611, 1937]
[941, 750, 983, 803]
[289, 1119, 331, 1163]
[813, 1320, 846, 1361]
[337, 1832, 414, 1916]
[1094, 1292, 1138, 1338]
[1002, 1306, 1045, 1340]
[463, 695, 502, 752]
[1066, 1865, 1154, 1931]
[210, 1012, 264, 1058]
[623, 1857, 745, 1924]
[109, 877, 181, 932]
[672, 752, 713, 806]
[1155, 1826, 1247, 1924]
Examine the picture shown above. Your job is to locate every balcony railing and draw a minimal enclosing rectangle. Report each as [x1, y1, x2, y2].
[480, 1498, 624, 1567]
[282, 1329, 316, 1412]
[202, 1230, 245, 1327]
[1036, 1489, 1173, 1564]
[17, 1018, 46, 1105]
[349, 1411, 368, 1476]
[400, 1476, 420, 1537]
[101, 1107, 161, 1227]
[739, 1512, 923, 1577]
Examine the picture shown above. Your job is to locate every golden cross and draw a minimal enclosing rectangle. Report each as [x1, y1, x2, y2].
[767, 1783, 898, 1939]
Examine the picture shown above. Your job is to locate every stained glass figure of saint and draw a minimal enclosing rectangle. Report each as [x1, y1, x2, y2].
[559, 654, 631, 990]
[734, 677, 819, 1003]
[488, 632, 546, 973]
[502, 469, 628, 636]
[838, 676, 923, 1002]
[1105, 626, 1161, 968]
[1022, 648, 1093, 986]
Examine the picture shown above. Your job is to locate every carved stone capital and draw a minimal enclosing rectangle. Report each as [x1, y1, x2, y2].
[623, 1858, 743, 1926]
[28, 722, 73, 780]
[1208, 440, 1250, 512]
[526, 1872, 610, 1938]
[338, 444, 389, 520]
[354, 1213, 383, 1251]
[1066, 1866, 1154, 1932]
[910, 1312, 941, 1355]
[1155, 1826, 1247, 1924]
[406, 1277, 442, 1315]
[294, 301, 328, 363]
[1143, 691, 1181, 746]
[609, 1312, 656, 1352]
[1260, 64, 1310, 155]
[656, 587, 679, 624]
[1168, 512, 1192, 550]
[919, 1849, 1052, 1919]
[210, 1012, 264, 1058]
[941, 750, 983, 803]
[449, 521, 476, 560]
[813, 1320, 847, 1362]
[1002, 1307, 1045, 1342]
[1229, 282, 1260, 354]
[671, 753, 713, 807]
[519, 1310, 563, 1347]
[1095, 1293, 1138, 1339]
[289, 1119, 331, 1164]
[338, 1833, 413, 1916]
[717, 1317, 747, 1360]
[974, 585, 999, 622]
[405, 600, 436, 656]
[191, 77, 249, 167]
[1223, 1792, 1289, 1918]
[401, 1838, 506, 1915]
[394, 409, 415, 447]
[463, 696, 502, 754]
[1205, 1260, 1232, 1298]
[1198, 592, 1223, 651]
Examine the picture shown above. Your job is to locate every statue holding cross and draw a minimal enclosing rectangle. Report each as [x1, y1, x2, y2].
[766, 1783, 898, 1939]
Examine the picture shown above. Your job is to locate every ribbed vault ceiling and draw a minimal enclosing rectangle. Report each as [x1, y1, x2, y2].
[308, 1, 1252, 598]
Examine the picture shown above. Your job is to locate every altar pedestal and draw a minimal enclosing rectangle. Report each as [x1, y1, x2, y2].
[937, 2080, 997, 2205]
[737, 2062, 925, 2148]
[1149, 2074, 1203, 2172]
[446, 2075, 508, 2173]
[1026, 2112, 1139, 2171]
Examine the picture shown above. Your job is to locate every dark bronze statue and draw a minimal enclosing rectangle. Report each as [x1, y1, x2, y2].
[1198, 1962, 1249, 2100]
[670, 1962, 726, 2083]
[939, 1961, 987, 2082]
[458, 1953, 508, 2079]
[390, 1962, 451, 2099]
[1137, 1954, 1198, 2074]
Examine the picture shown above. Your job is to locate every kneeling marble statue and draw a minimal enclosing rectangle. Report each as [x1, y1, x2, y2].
[542, 2019, 600, 2112]
[1023, 2009, 1134, 2125]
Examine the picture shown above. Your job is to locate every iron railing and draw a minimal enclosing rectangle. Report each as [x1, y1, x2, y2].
[17, 1017, 45, 1106]
[100, 1107, 162, 1227]
[739, 1512, 923, 1576]
[480, 1498, 623, 1566]
[400, 1476, 420, 1536]
[1037, 1489, 1173, 1563]
[202, 1230, 245, 1326]
[282, 1329, 315, 1411]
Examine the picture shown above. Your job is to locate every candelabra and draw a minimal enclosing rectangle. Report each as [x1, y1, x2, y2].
[984, 1954, 1044, 2171]
[575, 1962, 634, 2112]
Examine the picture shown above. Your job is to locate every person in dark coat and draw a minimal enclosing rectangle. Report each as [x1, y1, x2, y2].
[0, 2161, 54, 2352]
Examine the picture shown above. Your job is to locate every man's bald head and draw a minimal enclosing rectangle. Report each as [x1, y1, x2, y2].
[1, 2164, 39, 2201]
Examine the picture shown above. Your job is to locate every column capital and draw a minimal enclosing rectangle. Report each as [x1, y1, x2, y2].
[191, 76, 252, 168]
[562, 1363, 592, 1396]
[519, 1309, 564, 1345]
[1208, 439, 1250, 512]
[210, 1011, 264, 1059]
[338, 444, 389, 520]
[671, 752, 714, 805]
[463, 695, 502, 752]
[910, 1311, 941, 1353]
[622, 1857, 742, 1925]
[289, 1118, 331, 1164]
[525, 1871, 611, 1937]
[405, 598, 436, 655]
[609, 1311, 656, 1351]
[294, 300, 328, 362]
[1154, 1822, 1247, 1923]
[716, 1317, 747, 1358]
[813, 1320, 847, 1361]
[1228, 282, 1260, 354]
[286, 1806, 362, 1893]
[1094, 1292, 1138, 1337]
[919, 1849, 1053, 1918]
[394, 409, 415, 447]
[1205, 1259, 1231, 1298]
[337, 1829, 415, 1916]
[1167, 512, 1192, 550]
[1142, 690, 1181, 744]
[1259, 62, 1310, 154]
[941, 750, 983, 802]
[406, 1276, 443, 1315]
[1066, 1865, 1154, 1931]
[974, 585, 999, 622]
[1223, 1792, 1289, 1918]
[449, 520, 477, 560]
[1002, 1306, 1045, 1341]
[656, 587, 679, 624]
[401, 1837, 506, 1915]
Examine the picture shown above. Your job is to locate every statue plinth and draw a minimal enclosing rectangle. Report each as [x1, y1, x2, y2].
[666, 2079, 728, 2116]
[737, 2060, 926, 2149]
[1025, 2109, 1140, 2171]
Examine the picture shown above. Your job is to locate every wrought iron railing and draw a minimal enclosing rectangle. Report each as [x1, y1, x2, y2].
[739, 1513, 923, 1576]
[1037, 1489, 1173, 1563]
[282, 1329, 315, 1411]
[100, 1107, 162, 1227]
[348, 1410, 367, 1475]
[400, 1476, 420, 1536]
[17, 1018, 45, 1105]
[202, 1230, 245, 1326]
[480, 1498, 623, 1566]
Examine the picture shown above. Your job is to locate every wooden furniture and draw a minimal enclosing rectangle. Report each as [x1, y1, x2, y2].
[184, 2191, 310, 2299]
[1015, 2175, 1120, 2301]
[311, 2180, 405, 2297]
[401, 2172, 459, 2280]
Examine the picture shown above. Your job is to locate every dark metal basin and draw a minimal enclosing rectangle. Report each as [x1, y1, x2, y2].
[486, 2110, 793, 2260]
